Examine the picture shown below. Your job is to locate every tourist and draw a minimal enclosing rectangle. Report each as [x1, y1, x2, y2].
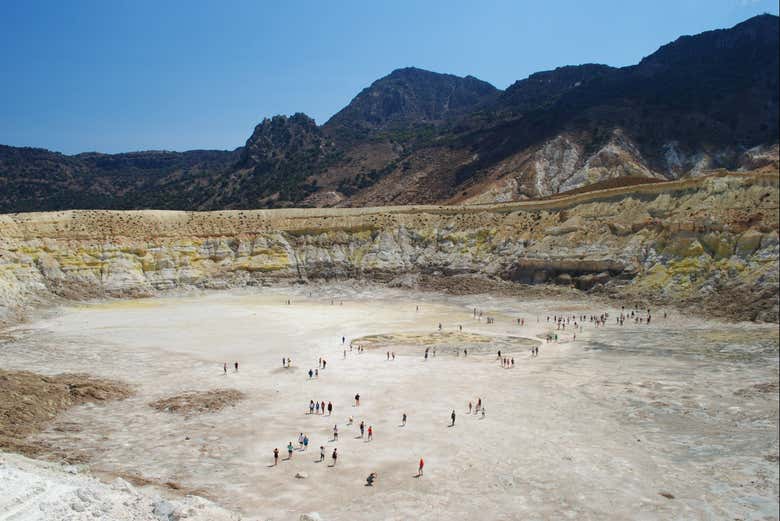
[360, 421, 365, 438]
[309, 400, 315, 414]
[367, 425, 373, 440]
[327, 401, 333, 415]
[303, 435, 309, 450]
[223, 362, 227, 375]
[321, 401, 326, 414]
[450, 410, 456, 426]
[273, 448, 279, 466]
[287, 442, 294, 460]
[355, 393, 360, 406]
[402, 412, 407, 426]
[418, 457, 424, 476]
[468, 401, 472, 414]
[333, 424, 339, 440]
[298, 432, 304, 449]
[332, 448, 338, 466]
[308, 369, 313, 379]
[319, 446, 325, 462]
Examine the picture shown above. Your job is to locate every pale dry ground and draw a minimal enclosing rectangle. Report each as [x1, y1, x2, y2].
[0, 285, 778, 521]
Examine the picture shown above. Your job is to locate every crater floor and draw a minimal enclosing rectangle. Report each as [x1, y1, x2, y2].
[1, 285, 778, 520]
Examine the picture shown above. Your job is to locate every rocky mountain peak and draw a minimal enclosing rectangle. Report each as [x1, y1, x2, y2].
[239, 113, 323, 167]
[324, 67, 498, 132]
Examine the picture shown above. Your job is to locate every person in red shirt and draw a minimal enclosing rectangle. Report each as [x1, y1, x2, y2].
[418, 457, 424, 477]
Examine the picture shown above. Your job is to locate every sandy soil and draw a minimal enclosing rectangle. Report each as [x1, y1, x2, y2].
[0, 285, 777, 520]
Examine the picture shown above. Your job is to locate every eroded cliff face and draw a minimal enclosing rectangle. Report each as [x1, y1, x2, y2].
[1, 173, 777, 322]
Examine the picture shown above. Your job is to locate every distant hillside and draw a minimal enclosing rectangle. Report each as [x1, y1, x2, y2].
[1, 14, 777, 212]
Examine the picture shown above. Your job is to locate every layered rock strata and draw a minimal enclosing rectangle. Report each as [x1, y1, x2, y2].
[1, 172, 777, 321]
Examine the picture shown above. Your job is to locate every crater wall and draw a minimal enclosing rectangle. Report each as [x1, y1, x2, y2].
[1, 173, 777, 321]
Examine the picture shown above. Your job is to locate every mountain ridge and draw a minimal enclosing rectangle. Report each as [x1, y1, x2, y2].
[0, 14, 777, 212]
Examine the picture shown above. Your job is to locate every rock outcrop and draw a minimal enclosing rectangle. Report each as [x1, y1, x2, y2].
[1, 172, 777, 322]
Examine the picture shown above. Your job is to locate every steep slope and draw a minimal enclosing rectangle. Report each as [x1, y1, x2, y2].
[329, 14, 780, 205]
[0, 15, 777, 211]
[204, 113, 339, 208]
[1, 171, 777, 322]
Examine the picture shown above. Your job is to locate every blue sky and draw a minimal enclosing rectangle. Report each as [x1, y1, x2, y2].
[1, 0, 777, 154]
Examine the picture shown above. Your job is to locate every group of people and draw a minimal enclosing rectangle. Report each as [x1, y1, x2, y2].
[307, 357, 329, 378]
[467, 398, 486, 418]
[222, 361, 239, 374]
[308, 399, 333, 415]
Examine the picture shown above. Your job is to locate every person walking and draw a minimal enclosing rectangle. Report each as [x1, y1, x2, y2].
[402, 412, 407, 426]
[450, 410, 456, 426]
[223, 362, 227, 375]
[367, 425, 373, 441]
[331, 448, 338, 466]
[333, 424, 339, 440]
[354, 393, 360, 407]
[359, 421, 365, 438]
[273, 448, 279, 466]
[303, 435, 309, 451]
[287, 442, 294, 460]
[319, 446, 325, 462]
[418, 457, 424, 477]
[327, 401, 333, 415]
